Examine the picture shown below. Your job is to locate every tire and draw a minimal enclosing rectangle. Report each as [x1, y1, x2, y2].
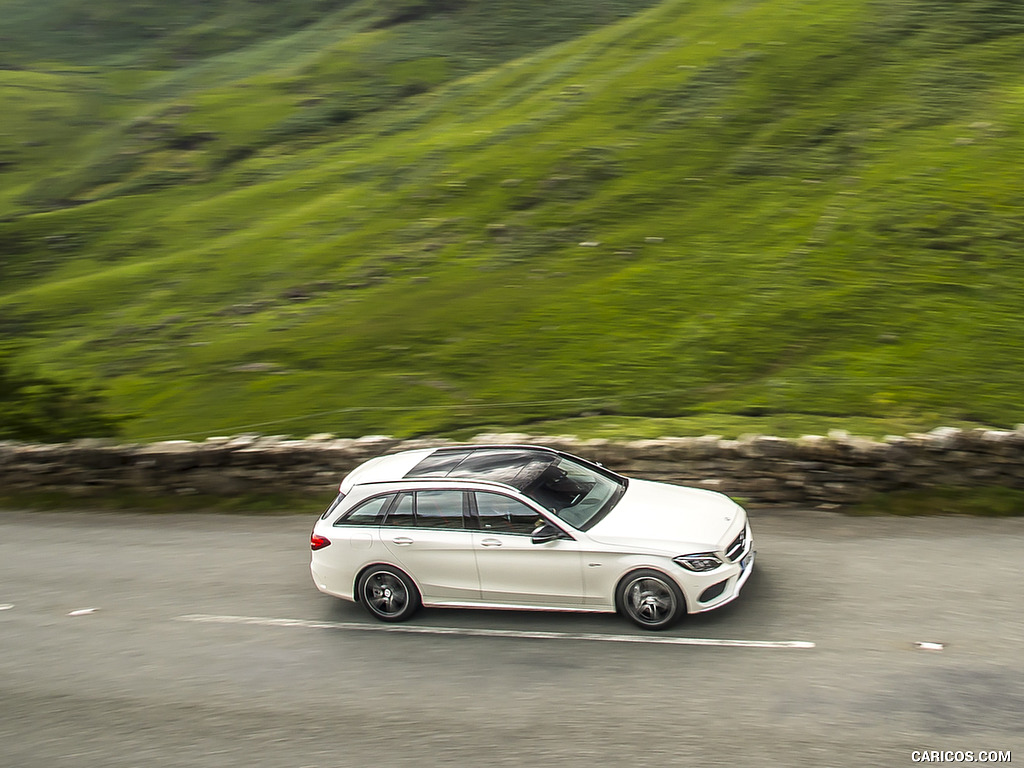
[616, 569, 685, 631]
[357, 566, 421, 623]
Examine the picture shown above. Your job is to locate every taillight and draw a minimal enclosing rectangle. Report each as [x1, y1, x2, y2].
[310, 533, 331, 551]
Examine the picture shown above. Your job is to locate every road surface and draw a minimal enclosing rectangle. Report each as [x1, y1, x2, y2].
[1, 508, 1020, 767]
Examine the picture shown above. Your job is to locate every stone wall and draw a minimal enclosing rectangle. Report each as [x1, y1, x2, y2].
[2, 426, 1024, 507]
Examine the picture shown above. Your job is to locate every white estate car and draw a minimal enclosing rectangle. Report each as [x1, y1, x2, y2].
[310, 445, 754, 630]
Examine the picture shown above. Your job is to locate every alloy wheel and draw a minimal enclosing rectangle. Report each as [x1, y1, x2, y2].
[624, 575, 677, 628]
[364, 570, 409, 617]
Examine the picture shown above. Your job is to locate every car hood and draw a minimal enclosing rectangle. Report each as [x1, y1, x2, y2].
[586, 479, 742, 552]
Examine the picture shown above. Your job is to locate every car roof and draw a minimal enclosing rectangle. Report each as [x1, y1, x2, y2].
[338, 449, 435, 492]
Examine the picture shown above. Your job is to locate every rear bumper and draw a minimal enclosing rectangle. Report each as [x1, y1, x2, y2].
[311, 559, 355, 602]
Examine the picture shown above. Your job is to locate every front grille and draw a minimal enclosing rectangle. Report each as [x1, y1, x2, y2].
[725, 528, 746, 562]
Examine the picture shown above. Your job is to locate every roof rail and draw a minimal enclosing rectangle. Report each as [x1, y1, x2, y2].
[350, 477, 520, 493]
[428, 443, 560, 454]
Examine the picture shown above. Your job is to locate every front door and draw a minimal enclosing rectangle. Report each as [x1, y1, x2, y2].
[471, 491, 584, 607]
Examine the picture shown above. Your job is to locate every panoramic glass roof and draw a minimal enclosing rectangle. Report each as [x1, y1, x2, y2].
[405, 448, 554, 491]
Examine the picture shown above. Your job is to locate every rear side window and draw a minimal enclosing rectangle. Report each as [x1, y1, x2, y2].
[382, 490, 466, 530]
[414, 490, 465, 529]
[335, 494, 393, 526]
[386, 493, 416, 527]
[320, 493, 347, 520]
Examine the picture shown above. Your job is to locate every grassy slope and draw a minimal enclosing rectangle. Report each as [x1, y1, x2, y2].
[1, 0, 1023, 441]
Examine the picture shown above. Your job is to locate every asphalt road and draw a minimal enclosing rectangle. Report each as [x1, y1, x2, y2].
[1, 508, 1021, 768]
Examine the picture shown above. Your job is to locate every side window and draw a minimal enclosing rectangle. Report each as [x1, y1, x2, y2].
[382, 491, 466, 530]
[320, 493, 347, 520]
[384, 493, 415, 528]
[335, 494, 392, 526]
[475, 492, 542, 535]
[414, 490, 465, 529]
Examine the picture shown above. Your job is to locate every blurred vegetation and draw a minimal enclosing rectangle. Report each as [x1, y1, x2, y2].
[1, 0, 1023, 442]
[850, 486, 1024, 517]
[0, 346, 123, 441]
[444, 415, 1003, 442]
[0, 489, 327, 514]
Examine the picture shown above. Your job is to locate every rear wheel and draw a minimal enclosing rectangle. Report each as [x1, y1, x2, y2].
[617, 569, 685, 631]
[358, 566, 420, 623]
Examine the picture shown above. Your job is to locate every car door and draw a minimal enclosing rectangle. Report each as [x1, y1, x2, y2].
[379, 489, 481, 603]
[470, 491, 584, 607]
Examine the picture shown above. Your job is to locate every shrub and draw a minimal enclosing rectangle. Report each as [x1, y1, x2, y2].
[0, 347, 123, 442]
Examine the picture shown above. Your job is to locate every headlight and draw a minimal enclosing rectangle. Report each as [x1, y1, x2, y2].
[673, 553, 723, 572]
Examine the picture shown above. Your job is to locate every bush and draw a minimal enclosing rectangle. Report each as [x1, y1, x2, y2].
[868, 0, 1024, 46]
[264, 102, 359, 141]
[0, 347, 123, 442]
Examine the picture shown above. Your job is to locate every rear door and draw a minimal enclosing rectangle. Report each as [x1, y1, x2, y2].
[379, 490, 481, 603]
[470, 491, 584, 607]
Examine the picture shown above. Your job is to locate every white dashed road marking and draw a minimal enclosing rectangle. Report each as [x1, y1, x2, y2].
[0, 604, 13, 611]
[177, 613, 816, 649]
[68, 608, 99, 616]
[915, 641, 945, 651]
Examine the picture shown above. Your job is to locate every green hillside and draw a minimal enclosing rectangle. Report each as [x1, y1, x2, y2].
[1, 0, 1023, 441]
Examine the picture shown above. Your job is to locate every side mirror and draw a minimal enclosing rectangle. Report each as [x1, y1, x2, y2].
[531, 522, 564, 544]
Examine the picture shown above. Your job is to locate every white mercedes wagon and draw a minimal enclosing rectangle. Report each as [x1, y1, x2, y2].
[310, 445, 754, 630]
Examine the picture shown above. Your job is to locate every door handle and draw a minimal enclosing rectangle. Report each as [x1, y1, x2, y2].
[480, 538, 502, 547]
[391, 537, 414, 546]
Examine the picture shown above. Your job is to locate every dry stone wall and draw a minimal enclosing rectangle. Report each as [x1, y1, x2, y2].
[2, 426, 1024, 507]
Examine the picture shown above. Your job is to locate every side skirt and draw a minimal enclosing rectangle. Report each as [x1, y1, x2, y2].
[422, 600, 614, 614]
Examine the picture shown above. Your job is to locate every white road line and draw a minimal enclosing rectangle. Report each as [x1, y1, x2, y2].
[68, 608, 98, 616]
[0, 604, 13, 611]
[176, 613, 815, 649]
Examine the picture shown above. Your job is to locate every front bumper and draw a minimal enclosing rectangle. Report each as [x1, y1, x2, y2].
[689, 548, 755, 613]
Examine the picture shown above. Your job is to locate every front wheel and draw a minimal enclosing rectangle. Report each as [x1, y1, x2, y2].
[357, 566, 421, 623]
[616, 569, 685, 631]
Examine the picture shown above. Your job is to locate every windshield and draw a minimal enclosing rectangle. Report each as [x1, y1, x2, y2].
[520, 456, 625, 530]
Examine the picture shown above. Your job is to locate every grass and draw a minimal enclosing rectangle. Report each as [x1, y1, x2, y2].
[0, 489, 330, 515]
[850, 487, 1024, 517]
[442, 415, 1007, 442]
[1, 0, 1024, 444]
